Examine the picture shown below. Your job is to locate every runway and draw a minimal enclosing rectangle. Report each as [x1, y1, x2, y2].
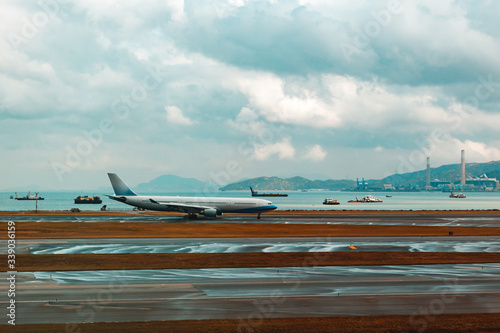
[2, 212, 500, 329]
[3, 264, 500, 324]
[3, 213, 500, 227]
[4, 236, 500, 254]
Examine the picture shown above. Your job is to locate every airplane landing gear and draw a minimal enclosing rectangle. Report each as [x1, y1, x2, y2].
[257, 213, 261, 220]
[184, 214, 198, 220]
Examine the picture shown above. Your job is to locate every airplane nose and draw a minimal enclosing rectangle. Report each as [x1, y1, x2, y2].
[269, 204, 277, 210]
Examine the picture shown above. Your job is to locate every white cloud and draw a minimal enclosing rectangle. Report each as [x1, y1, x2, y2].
[226, 106, 280, 136]
[435, 138, 500, 163]
[75, 0, 186, 27]
[2, 0, 500, 189]
[392, 136, 500, 176]
[165, 106, 194, 125]
[235, 106, 258, 122]
[304, 144, 326, 161]
[254, 138, 295, 160]
[234, 73, 342, 128]
[231, 71, 457, 133]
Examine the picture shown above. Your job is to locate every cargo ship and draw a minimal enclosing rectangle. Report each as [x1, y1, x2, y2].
[74, 195, 103, 204]
[250, 186, 288, 197]
[15, 192, 44, 200]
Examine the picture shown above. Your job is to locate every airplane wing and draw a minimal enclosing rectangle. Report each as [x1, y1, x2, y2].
[148, 199, 214, 214]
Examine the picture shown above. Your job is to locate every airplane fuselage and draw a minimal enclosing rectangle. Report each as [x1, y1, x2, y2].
[109, 195, 277, 214]
[107, 173, 278, 218]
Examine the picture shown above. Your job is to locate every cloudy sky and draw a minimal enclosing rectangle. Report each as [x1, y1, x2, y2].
[2, 0, 500, 190]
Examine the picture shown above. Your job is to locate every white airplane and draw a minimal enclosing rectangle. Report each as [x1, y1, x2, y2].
[107, 173, 277, 219]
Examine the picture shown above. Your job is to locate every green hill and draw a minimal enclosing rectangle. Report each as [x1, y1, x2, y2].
[131, 160, 500, 192]
[220, 176, 355, 191]
[220, 160, 500, 191]
[376, 160, 500, 187]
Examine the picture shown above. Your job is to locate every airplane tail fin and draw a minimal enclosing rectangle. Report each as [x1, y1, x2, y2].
[108, 173, 138, 196]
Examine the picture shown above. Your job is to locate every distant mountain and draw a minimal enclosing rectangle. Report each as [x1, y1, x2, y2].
[135, 175, 208, 192]
[277, 172, 332, 181]
[376, 160, 500, 187]
[220, 176, 355, 191]
[219, 160, 500, 191]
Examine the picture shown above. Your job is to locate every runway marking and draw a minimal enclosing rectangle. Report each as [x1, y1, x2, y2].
[454, 266, 500, 270]
[15, 291, 500, 305]
[12, 274, 500, 291]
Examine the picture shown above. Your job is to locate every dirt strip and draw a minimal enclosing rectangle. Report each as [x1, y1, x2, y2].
[2, 222, 500, 239]
[2, 313, 500, 333]
[2, 252, 500, 271]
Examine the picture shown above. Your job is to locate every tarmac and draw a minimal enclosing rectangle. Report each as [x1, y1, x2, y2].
[3, 212, 500, 227]
[3, 264, 500, 324]
[1, 211, 499, 327]
[3, 236, 500, 254]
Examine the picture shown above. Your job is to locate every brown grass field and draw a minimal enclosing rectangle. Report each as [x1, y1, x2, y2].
[2, 252, 500, 271]
[2, 313, 500, 333]
[2, 210, 499, 332]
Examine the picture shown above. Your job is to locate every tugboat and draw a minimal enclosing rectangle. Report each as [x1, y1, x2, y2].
[74, 195, 103, 204]
[449, 192, 466, 198]
[15, 192, 44, 200]
[323, 198, 340, 205]
[348, 195, 383, 203]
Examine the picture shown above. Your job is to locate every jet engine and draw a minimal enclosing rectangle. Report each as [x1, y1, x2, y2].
[203, 208, 217, 218]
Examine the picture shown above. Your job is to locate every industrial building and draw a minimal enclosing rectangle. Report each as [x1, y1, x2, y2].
[465, 174, 499, 191]
[427, 150, 499, 191]
[352, 150, 499, 192]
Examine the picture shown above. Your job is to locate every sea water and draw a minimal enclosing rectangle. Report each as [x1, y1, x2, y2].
[1, 191, 500, 212]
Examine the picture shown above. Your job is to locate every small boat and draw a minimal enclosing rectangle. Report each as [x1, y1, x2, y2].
[348, 195, 383, 203]
[449, 192, 466, 198]
[15, 192, 44, 200]
[386, 195, 392, 198]
[74, 195, 103, 204]
[323, 198, 340, 205]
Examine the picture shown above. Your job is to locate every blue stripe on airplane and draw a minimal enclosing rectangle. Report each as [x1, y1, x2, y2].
[230, 205, 277, 213]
